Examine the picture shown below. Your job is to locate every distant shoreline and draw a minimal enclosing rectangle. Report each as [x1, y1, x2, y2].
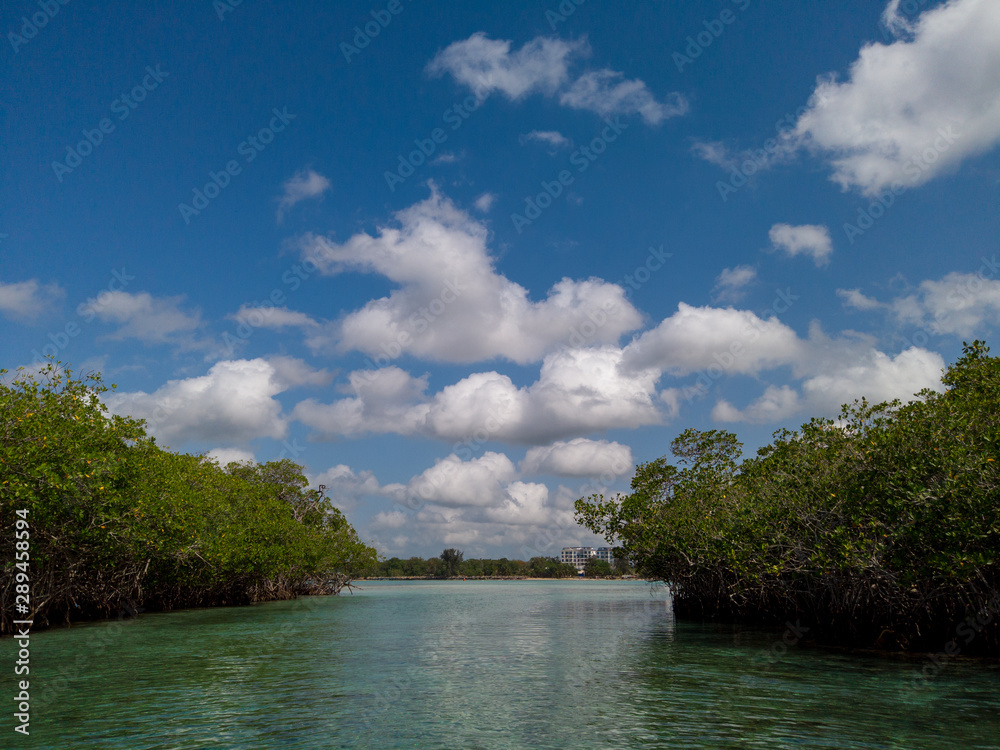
[357, 575, 645, 581]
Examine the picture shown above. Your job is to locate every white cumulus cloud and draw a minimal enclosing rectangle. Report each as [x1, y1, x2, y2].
[712, 385, 800, 424]
[107, 357, 330, 447]
[299, 189, 643, 364]
[792, 0, 1000, 195]
[891, 272, 1000, 336]
[801, 346, 945, 412]
[422, 347, 662, 444]
[713, 347, 945, 423]
[294, 346, 663, 445]
[623, 303, 804, 376]
[520, 438, 633, 478]
[408, 452, 517, 508]
[367, 452, 605, 557]
[844, 271, 1000, 337]
[229, 305, 320, 330]
[292, 366, 430, 438]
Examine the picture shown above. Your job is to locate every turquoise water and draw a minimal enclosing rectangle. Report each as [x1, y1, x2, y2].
[2, 580, 998, 748]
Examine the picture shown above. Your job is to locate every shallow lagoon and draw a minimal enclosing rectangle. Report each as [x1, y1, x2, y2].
[5, 580, 999, 749]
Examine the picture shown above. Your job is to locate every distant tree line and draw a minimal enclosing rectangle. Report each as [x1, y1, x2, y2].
[1, 364, 378, 634]
[366, 549, 630, 579]
[576, 342, 1000, 654]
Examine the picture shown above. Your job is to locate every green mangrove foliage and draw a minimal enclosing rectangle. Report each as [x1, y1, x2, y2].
[370, 553, 581, 578]
[577, 342, 1000, 653]
[583, 558, 613, 578]
[0, 364, 377, 634]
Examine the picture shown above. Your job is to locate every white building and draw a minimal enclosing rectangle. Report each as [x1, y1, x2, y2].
[560, 546, 614, 573]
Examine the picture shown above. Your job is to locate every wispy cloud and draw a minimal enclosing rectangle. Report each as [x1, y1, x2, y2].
[842, 271, 1000, 337]
[429, 32, 687, 125]
[560, 69, 688, 125]
[0, 278, 64, 321]
[229, 305, 320, 330]
[837, 288, 884, 311]
[90, 291, 206, 348]
[473, 193, 497, 212]
[691, 140, 738, 170]
[769, 224, 833, 267]
[277, 168, 331, 223]
[713, 265, 757, 303]
[520, 130, 572, 150]
[427, 32, 584, 99]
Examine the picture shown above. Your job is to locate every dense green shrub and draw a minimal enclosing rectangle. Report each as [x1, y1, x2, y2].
[369, 554, 580, 578]
[577, 342, 1000, 653]
[1, 364, 377, 633]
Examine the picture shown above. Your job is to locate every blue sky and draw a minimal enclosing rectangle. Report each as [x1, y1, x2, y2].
[3, 0, 999, 559]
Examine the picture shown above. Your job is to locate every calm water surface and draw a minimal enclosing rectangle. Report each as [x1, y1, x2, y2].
[3, 580, 998, 749]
